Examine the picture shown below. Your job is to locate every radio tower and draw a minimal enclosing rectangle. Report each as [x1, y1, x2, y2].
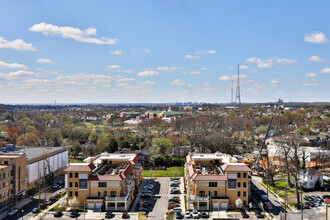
[231, 79, 233, 104]
[235, 64, 241, 104]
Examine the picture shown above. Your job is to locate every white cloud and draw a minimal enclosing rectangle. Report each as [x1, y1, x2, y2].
[270, 79, 280, 88]
[171, 79, 186, 86]
[0, 36, 36, 51]
[218, 74, 247, 81]
[110, 50, 124, 55]
[0, 70, 38, 80]
[190, 70, 202, 75]
[29, 22, 118, 45]
[308, 55, 325, 63]
[142, 81, 156, 86]
[116, 77, 136, 82]
[203, 82, 211, 87]
[305, 73, 316, 77]
[137, 69, 159, 77]
[246, 57, 297, 68]
[0, 61, 28, 69]
[105, 65, 120, 70]
[239, 65, 249, 70]
[144, 48, 151, 53]
[196, 50, 216, 54]
[37, 58, 52, 63]
[320, 67, 330, 74]
[302, 82, 318, 87]
[304, 32, 327, 44]
[156, 66, 180, 72]
[118, 69, 133, 73]
[184, 54, 201, 59]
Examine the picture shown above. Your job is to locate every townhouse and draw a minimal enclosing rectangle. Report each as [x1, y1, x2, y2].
[65, 153, 143, 211]
[185, 153, 251, 211]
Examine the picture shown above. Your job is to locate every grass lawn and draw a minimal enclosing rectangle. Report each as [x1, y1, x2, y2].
[50, 204, 66, 212]
[69, 158, 85, 163]
[142, 167, 184, 177]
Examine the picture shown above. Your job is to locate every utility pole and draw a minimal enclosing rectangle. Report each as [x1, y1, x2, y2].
[231, 79, 233, 104]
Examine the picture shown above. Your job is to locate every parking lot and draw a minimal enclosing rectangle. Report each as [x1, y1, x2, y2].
[41, 211, 139, 219]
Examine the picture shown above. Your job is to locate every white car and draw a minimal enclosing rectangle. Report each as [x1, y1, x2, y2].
[7, 209, 17, 216]
[185, 211, 192, 218]
[192, 209, 199, 219]
[171, 179, 180, 184]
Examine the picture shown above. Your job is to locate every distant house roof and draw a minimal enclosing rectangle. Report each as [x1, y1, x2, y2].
[221, 163, 251, 172]
[146, 110, 182, 115]
[65, 163, 96, 172]
[300, 168, 321, 176]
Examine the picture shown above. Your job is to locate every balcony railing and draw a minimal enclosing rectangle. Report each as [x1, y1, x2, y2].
[105, 193, 130, 202]
[187, 195, 209, 201]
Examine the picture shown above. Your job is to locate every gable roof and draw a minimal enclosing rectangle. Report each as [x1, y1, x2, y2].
[65, 163, 96, 172]
[221, 163, 251, 172]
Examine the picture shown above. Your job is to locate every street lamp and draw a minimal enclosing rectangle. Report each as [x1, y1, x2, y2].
[21, 210, 24, 220]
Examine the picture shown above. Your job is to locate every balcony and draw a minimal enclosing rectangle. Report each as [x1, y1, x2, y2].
[187, 195, 209, 201]
[105, 193, 130, 202]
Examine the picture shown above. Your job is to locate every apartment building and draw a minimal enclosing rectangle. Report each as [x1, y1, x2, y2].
[65, 152, 142, 211]
[185, 153, 251, 211]
[0, 165, 13, 213]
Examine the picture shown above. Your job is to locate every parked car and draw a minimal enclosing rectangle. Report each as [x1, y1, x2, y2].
[176, 211, 184, 219]
[192, 209, 199, 219]
[7, 209, 17, 216]
[70, 210, 79, 218]
[52, 184, 60, 189]
[54, 211, 63, 217]
[185, 211, 192, 219]
[142, 189, 152, 194]
[201, 212, 209, 218]
[170, 189, 181, 194]
[168, 204, 180, 210]
[122, 212, 129, 219]
[32, 208, 39, 214]
[168, 201, 180, 206]
[141, 193, 152, 198]
[255, 211, 264, 218]
[170, 183, 179, 187]
[142, 201, 151, 205]
[140, 207, 148, 212]
[241, 210, 249, 218]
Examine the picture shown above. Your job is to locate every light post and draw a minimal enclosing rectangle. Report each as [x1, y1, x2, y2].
[84, 202, 86, 220]
[21, 209, 24, 220]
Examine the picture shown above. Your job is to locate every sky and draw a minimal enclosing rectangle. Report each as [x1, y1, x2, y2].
[0, 0, 329, 104]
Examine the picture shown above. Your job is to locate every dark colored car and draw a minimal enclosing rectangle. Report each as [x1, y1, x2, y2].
[105, 211, 113, 218]
[122, 212, 129, 219]
[241, 210, 249, 218]
[170, 183, 179, 187]
[271, 207, 280, 215]
[201, 212, 209, 218]
[40, 202, 47, 209]
[70, 211, 79, 218]
[142, 201, 151, 205]
[32, 208, 39, 214]
[170, 189, 180, 194]
[141, 193, 152, 198]
[255, 211, 264, 218]
[176, 211, 184, 219]
[54, 211, 63, 217]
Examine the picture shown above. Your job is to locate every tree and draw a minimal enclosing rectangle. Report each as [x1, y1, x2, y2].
[295, 126, 312, 136]
[16, 132, 39, 146]
[235, 198, 243, 209]
[70, 142, 82, 158]
[108, 137, 118, 153]
[43, 127, 62, 146]
[68, 196, 79, 209]
[71, 126, 90, 144]
[152, 138, 172, 154]
[88, 132, 100, 144]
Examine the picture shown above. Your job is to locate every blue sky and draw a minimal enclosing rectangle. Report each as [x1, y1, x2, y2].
[0, 0, 329, 103]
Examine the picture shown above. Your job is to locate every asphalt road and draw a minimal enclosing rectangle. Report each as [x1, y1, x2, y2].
[4, 199, 39, 220]
[147, 177, 170, 220]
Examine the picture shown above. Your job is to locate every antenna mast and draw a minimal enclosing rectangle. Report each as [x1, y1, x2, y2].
[235, 64, 241, 104]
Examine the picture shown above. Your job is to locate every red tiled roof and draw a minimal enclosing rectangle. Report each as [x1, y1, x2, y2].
[186, 155, 192, 164]
[188, 164, 195, 178]
[129, 155, 139, 165]
[65, 163, 96, 172]
[194, 175, 227, 181]
[221, 163, 251, 172]
[121, 164, 133, 179]
[88, 174, 123, 181]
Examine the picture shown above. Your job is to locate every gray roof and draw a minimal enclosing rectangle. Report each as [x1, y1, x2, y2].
[300, 168, 321, 176]
[0, 146, 67, 162]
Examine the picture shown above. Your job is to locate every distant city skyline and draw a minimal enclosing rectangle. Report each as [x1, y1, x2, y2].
[0, 0, 329, 103]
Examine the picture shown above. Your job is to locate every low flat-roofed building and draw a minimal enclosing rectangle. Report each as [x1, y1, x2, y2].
[185, 152, 251, 211]
[65, 152, 143, 211]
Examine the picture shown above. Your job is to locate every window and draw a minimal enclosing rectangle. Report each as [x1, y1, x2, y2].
[75, 173, 78, 178]
[7, 172, 9, 177]
[238, 182, 241, 188]
[69, 173, 72, 178]
[4, 161, 8, 165]
[237, 191, 241, 197]
[243, 191, 246, 197]
[310, 182, 313, 186]
[104, 191, 107, 197]
[75, 182, 78, 187]
[214, 191, 218, 197]
[209, 182, 218, 187]
[2, 173, 5, 179]
[2, 183, 4, 188]
[22, 180, 25, 185]
[98, 182, 107, 187]
[243, 182, 247, 188]
[11, 170, 13, 176]
[199, 191, 205, 196]
[243, 201, 246, 206]
[228, 179, 236, 189]
[243, 173, 247, 178]
[98, 191, 101, 197]
[110, 191, 116, 197]
[238, 173, 241, 178]
[69, 182, 72, 187]
[75, 191, 78, 197]
[69, 191, 72, 197]
[2, 192, 4, 198]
